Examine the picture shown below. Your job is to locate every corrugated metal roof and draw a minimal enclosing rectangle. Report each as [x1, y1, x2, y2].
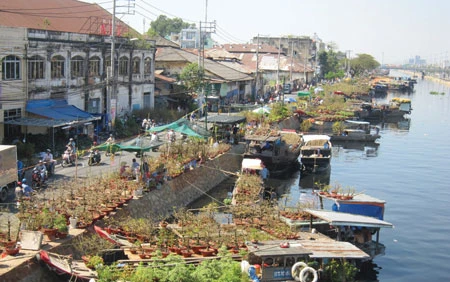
[216, 44, 280, 54]
[247, 240, 369, 259]
[0, 0, 135, 35]
[300, 240, 370, 259]
[304, 209, 393, 228]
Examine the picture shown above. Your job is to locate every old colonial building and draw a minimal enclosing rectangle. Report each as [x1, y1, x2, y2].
[0, 0, 155, 143]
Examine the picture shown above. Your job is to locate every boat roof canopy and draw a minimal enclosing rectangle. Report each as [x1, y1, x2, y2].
[245, 135, 280, 142]
[302, 135, 331, 143]
[242, 158, 263, 170]
[345, 120, 370, 125]
[303, 209, 393, 229]
[248, 240, 369, 259]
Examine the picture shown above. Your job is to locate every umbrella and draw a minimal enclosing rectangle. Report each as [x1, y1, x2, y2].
[284, 97, 296, 103]
[252, 106, 271, 114]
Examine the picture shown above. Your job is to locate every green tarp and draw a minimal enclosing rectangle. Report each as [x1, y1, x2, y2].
[146, 118, 209, 138]
[93, 136, 163, 153]
[297, 91, 311, 97]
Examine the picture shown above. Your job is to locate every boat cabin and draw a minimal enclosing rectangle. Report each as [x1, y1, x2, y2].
[245, 135, 283, 156]
[246, 239, 370, 281]
[300, 135, 332, 158]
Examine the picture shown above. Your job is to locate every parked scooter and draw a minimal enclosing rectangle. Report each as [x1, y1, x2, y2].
[88, 149, 101, 166]
[31, 168, 46, 189]
[61, 146, 76, 167]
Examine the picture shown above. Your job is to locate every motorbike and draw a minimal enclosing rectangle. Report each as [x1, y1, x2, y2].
[31, 168, 46, 189]
[87, 150, 101, 166]
[61, 148, 76, 167]
[43, 160, 56, 176]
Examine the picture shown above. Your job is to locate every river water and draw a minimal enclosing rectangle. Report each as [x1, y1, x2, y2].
[192, 71, 450, 281]
[35, 73, 449, 281]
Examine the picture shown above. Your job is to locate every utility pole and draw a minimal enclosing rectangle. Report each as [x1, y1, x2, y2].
[289, 40, 294, 82]
[255, 34, 259, 101]
[108, 0, 135, 131]
[276, 37, 281, 89]
[199, 19, 216, 130]
[109, 0, 116, 130]
[303, 44, 307, 84]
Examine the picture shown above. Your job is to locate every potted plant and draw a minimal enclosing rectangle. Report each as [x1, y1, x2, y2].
[39, 209, 58, 240]
[54, 213, 69, 239]
[85, 255, 103, 269]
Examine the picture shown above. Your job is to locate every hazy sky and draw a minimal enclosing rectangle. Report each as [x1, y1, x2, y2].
[84, 0, 450, 64]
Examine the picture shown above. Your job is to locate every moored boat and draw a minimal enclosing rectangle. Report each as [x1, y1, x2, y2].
[244, 132, 302, 176]
[94, 225, 134, 247]
[299, 135, 332, 173]
[36, 250, 97, 281]
[330, 120, 380, 142]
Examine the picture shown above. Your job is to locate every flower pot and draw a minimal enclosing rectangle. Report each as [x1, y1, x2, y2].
[42, 228, 58, 240]
[4, 246, 21, 256]
[191, 245, 207, 255]
[56, 231, 68, 239]
[69, 217, 78, 229]
[181, 250, 193, 258]
[199, 248, 215, 257]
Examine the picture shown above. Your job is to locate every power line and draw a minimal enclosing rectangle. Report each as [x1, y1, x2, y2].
[136, 0, 197, 24]
[216, 25, 247, 43]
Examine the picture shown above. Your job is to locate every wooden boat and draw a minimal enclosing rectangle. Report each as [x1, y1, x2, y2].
[94, 225, 134, 247]
[330, 120, 380, 143]
[36, 250, 97, 281]
[244, 132, 302, 176]
[355, 98, 412, 122]
[243, 239, 370, 281]
[302, 208, 393, 260]
[299, 135, 332, 173]
[231, 158, 265, 205]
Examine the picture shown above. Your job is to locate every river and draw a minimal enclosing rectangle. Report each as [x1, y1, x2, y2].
[191, 71, 450, 281]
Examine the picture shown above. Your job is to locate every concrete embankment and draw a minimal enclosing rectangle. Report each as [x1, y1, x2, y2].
[0, 144, 244, 282]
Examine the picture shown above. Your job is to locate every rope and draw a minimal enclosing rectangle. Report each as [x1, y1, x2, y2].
[183, 178, 227, 206]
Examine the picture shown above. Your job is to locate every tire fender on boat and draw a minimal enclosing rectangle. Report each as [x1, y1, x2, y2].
[300, 266, 318, 282]
[291, 261, 307, 281]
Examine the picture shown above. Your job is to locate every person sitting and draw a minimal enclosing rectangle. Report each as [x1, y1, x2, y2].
[21, 179, 34, 197]
[106, 134, 115, 144]
[35, 160, 47, 182]
[42, 149, 54, 174]
[67, 138, 76, 154]
[262, 141, 272, 151]
[323, 141, 330, 149]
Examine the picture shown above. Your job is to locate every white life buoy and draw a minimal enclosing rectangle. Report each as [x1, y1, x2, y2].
[241, 260, 250, 273]
[300, 266, 318, 282]
[291, 261, 307, 282]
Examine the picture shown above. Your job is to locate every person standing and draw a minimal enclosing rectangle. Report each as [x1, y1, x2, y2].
[131, 158, 140, 179]
[260, 164, 270, 182]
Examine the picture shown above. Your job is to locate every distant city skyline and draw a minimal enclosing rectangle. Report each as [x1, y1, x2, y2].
[82, 0, 450, 65]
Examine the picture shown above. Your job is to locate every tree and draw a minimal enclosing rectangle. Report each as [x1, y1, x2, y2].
[318, 50, 340, 79]
[180, 63, 204, 95]
[149, 15, 194, 37]
[349, 54, 380, 77]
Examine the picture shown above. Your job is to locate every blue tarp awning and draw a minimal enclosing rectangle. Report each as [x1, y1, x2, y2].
[26, 99, 100, 122]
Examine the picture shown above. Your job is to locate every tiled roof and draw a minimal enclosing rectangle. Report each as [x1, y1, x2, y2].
[156, 47, 253, 82]
[0, 0, 135, 35]
[213, 43, 280, 54]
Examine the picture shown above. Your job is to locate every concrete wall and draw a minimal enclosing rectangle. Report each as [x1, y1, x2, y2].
[116, 145, 244, 220]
